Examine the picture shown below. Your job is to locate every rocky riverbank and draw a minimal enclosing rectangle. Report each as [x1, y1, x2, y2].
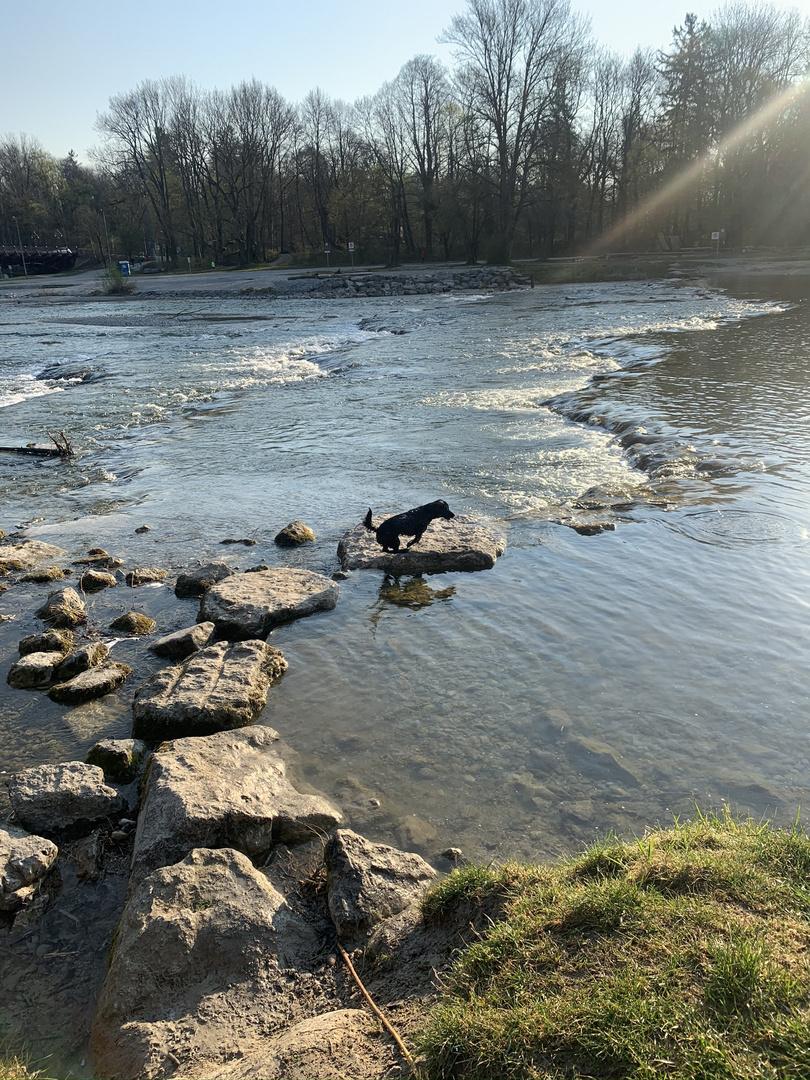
[0, 516, 505, 1079]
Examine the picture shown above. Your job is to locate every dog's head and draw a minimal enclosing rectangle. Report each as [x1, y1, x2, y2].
[429, 499, 455, 521]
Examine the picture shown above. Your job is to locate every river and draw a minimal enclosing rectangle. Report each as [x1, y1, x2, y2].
[1, 273, 809, 868]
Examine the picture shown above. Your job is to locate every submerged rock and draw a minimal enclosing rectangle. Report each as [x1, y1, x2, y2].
[338, 513, 505, 574]
[8, 762, 128, 833]
[21, 565, 66, 584]
[131, 726, 342, 883]
[0, 825, 58, 912]
[132, 639, 287, 739]
[48, 661, 132, 705]
[199, 567, 339, 640]
[35, 587, 87, 628]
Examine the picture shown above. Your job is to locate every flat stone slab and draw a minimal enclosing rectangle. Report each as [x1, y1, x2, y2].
[0, 825, 59, 912]
[338, 514, 505, 574]
[199, 568, 339, 640]
[132, 640, 287, 740]
[48, 661, 132, 705]
[0, 540, 66, 572]
[175, 562, 233, 598]
[131, 726, 342, 884]
[9, 762, 128, 833]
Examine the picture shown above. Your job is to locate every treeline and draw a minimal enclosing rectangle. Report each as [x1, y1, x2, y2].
[2, 0, 809, 267]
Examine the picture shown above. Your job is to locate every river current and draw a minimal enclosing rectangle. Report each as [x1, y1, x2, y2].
[1, 274, 809, 865]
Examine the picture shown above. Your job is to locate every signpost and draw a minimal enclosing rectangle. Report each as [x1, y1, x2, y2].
[324, 242, 331, 269]
[348, 241, 355, 268]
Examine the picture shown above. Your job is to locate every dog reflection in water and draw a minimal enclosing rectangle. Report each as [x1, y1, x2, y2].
[364, 499, 455, 553]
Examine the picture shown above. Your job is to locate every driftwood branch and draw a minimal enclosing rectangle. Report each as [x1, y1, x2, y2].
[0, 431, 74, 458]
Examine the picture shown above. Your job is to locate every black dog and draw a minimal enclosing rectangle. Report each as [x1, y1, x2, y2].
[364, 500, 455, 553]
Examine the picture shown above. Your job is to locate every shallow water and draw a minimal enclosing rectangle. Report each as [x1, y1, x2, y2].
[1, 276, 810, 870]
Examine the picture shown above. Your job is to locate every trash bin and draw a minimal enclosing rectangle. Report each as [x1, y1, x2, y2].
[117, 260, 131, 276]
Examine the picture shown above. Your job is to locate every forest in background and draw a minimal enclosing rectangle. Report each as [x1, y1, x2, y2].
[2, 0, 809, 268]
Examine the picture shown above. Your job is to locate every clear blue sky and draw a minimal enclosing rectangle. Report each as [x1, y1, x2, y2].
[3, 0, 807, 161]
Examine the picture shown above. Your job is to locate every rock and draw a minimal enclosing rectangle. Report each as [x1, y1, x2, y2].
[175, 562, 234, 598]
[52, 641, 109, 682]
[274, 520, 316, 547]
[91, 847, 321, 1080]
[149, 621, 216, 659]
[0, 540, 66, 572]
[73, 548, 124, 570]
[48, 661, 132, 705]
[338, 513, 505, 574]
[79, 568, 117, 592]
[220, 537, 257, 546]
[68, 830, 102, 881]
[131, 726, 341, 884]
[131, 640, 288, 740]
[7, 650, 64, 689]
[135, 524, 151, 534]
[0, 825, 58, 912]
[18, 628, 74, 656]
[21, 565, 66, 583]
[86, 738, 148, 783]
[35, 586, 87, 628]
[125, 567, 167, 586]
[8, 762, 128, 833]
[109, 611, 156, 635]
[199, 568, 339, 640]
[325, 828, 436, 940]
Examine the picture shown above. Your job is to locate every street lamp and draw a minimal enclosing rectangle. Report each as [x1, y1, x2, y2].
[12, 217, 28, 278]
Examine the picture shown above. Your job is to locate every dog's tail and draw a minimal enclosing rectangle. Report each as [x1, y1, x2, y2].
[363, 508, 375, 532]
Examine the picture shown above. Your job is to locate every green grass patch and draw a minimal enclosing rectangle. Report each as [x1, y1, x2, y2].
[97, 266, 136, 295]
[418, 810, 810, 1079]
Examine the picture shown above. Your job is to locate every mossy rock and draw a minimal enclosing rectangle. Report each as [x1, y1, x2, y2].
[110, 611, 157, 635]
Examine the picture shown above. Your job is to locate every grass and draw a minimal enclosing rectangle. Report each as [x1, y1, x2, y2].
[418, 809, 810, 1079]
[526, 256, 678, 285]
[97, 265, 136, 295]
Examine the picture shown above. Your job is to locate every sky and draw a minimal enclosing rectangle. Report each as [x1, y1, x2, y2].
[3, 0, 810, 161]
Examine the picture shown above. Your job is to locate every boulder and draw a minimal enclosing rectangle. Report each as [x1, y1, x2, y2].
[131, 640, 287, 740]
[8, 762, 128, 833]
[53, 641, 109, 682]
[35, 586, 87, 628]
[325, 828, 436, 940]
[131, 726, 341, 883]
[18, 629, 75, 657]
[79, 569, 117, 593]
[86, 738, 148, 783]
[48, 661, 132, 705]
[125, 567, 168, 586]
[0, 825, 58, 912]
[0, 540, 66, 572]
[91, 847, 321, 1080]
[7, 650, 64, 689]
[274, 520, 316, 547]
[110, 611, 156, 635]
[338, 514, 505, 574]
[73, 548, 124, 570]
[199, 568, 339, 640]
[149, 621, 216, 660]
[174, 562, 233, 599]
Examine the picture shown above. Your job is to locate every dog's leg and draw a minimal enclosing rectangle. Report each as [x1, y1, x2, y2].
[406, 531, 424, 548]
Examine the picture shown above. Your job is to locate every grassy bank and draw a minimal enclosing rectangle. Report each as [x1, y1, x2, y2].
[419, 810, 810, 1079]
[526, 256, 679, 284]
